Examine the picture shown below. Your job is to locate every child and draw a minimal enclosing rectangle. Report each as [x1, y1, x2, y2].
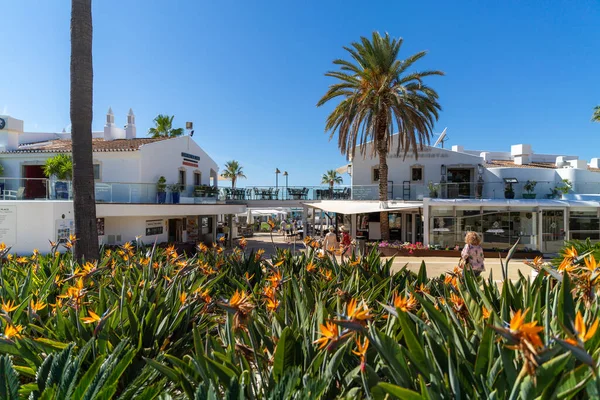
[460, 231, 485, 276]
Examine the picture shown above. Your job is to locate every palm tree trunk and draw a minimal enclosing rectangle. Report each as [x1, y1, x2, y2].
[377, 137, 390, 241]
[71, 0, 99, 262]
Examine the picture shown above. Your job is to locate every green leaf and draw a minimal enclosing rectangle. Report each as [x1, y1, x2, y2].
[375, 382, 423, 400]
[0, 355, 20, 400]
[558, 273, 575, 335]
[397, 311, 429, 376]
[273, 327, 299, 383]
[72, 355, 105, 400]
[474, 326, 493, 376]
[144, 357, 179, 382]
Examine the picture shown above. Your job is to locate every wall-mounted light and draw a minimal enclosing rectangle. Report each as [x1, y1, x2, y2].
[441, 164, 447, 175]
[477, 164, 484, 175]
[347, 164, 352, 176]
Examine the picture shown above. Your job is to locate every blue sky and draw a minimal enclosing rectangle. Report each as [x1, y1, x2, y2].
[2, 0, 599, 187]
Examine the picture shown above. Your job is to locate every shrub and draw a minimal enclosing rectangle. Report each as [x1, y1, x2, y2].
[0, 238, 599, 398]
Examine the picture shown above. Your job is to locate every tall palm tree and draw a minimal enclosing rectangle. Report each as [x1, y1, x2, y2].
[222, 160, 246, 189]
[148, 115, 184, 138]
[321, 170, 343, 193]
[592, 106, 600, 123]
[317, 32, 443, 240]
[70, 0, 98, 261]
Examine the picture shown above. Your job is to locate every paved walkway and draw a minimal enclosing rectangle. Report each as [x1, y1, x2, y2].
[238, 233, 535, 281]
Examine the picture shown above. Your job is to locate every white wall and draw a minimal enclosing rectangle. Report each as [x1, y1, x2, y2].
[139, 136, 219, 187]
[0, 201, 74, 254]
[102, 216, 168, 246]
[352, 143, 483, 187]
[94, 152, 141, 183]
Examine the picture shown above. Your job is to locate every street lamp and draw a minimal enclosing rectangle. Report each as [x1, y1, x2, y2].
[283, 171, 288, 199]
[275, 168, 280, 190]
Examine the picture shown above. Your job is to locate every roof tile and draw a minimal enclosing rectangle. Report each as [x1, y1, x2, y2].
[2, 137, 168, 153]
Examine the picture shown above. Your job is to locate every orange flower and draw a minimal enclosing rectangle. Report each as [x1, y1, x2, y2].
[314, 321, 339, 350]
[229, 290, 254, 314]
[450, 293, 465, 309]
[180, 292, 188, 305]
[81, 310, 101, 324]
[444, 275, 458, 287]
[584, 255, 598, 272]
[416, 283, 430, 294]
[352, 337, 369, 364]
[393, 292, 417, 312]
[509, 309, 544, 348]
[2, 299, 18, 313]
[238, 237, 247, 249]
[349, 257, 361, 267]
[197, 243, 208, 253]
[559, 246, 578, 271]
[306, 261, 317, 272]
[265, 297, 280, 312]
[346, 298, 371, 321]
[566, 311, 599, 346]
[30, 299, 47, 312]
[482, 306, 491, 320]
[3, 324, 24, 340]
[266, 270, 283, 287]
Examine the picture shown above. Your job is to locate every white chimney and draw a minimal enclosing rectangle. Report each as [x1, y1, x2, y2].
[511, 144, 532, 165]
[568, 159, 587, 170]
[480, 152, 491, 162]
[125, 108, 136, 139]
[556, 156, 567, 168]
[590, 158, 600, 169]
[452, 145, 464, 152]
[103, 107, 126, 141]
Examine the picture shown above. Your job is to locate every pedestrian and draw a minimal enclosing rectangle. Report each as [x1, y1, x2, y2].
[280, 220, 287, 239]
[460, 231, 485, 276]
[339, 225, 352, 259]
[323, 226, 338, 255]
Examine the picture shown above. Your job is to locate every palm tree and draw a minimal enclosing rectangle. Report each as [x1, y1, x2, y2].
[70, 0, 99, 261]
[222, 160, 246, 189]
[321, 170, 343, 195]
[592, 106, 600, 123]
[148, 115, 184, 138]
[317, 32, 443, 240]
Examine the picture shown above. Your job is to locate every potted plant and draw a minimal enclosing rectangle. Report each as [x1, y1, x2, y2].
[169, 183, 181, 204]
[427, 181, 439, 198]
[43, 154, 73, 199]
[193, 185, 205, 197]
[156, 176, 167, 203]
[523, 180, 537, 199]
[504, 183, 515, 199]
[556, 179, 572, 197]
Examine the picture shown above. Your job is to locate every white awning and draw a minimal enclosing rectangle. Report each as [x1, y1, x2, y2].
[426, 198, 600, 208]
[336, 164, 350, 174]
[237, 208, 287, 216]
[303, 200, 422, 215]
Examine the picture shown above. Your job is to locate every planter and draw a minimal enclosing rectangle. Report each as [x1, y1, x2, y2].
[522, 193, 537, 199]
[171, 192, 180, 204]
[374, 247, 542, 259]
[157, 192, 166, 204]
[55, 181, 69, 199]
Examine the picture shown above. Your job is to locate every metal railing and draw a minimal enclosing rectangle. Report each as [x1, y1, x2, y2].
[0, 178, 597, 203]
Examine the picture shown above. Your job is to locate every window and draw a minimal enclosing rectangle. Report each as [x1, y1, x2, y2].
[569, 211, 600, 241]
[411, 166, 423, 182]
[179, 170, 186, 190]
[372, 167, 380, 182]
[194, 172, 201, 186]
[93, 164, 101, 180]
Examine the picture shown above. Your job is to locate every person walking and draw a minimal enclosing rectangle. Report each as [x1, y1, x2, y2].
[340, 225, 352, 259]
[460, 231, 485, 276]
[322, 226, 338, 255]
[280, 219, 287, 239]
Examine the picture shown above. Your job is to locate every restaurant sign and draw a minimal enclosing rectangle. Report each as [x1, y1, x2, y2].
[182, 152, 200, 168]
[146, 219, 164, 236]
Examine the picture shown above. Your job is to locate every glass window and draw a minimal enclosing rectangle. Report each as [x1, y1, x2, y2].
[93, 164, 100, 180]
[481, 210, 511, 250]
[372, 167, 379, 182]
[411, 166, 423, 182]
[194, 172, 201, 186]
[569, 211, 599, 242]
[429, 208, 455, 248]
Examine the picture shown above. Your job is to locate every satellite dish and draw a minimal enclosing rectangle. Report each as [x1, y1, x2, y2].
[433, 128, 448, 148]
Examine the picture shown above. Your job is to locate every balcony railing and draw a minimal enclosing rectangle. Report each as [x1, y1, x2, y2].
[0, 178, 597, 203]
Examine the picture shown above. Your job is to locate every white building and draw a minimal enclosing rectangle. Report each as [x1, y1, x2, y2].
[0, 109, 244, 254]
[324, 135, 600, 254]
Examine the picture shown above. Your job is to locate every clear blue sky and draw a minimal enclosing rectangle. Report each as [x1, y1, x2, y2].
[2, 0, 599, 187]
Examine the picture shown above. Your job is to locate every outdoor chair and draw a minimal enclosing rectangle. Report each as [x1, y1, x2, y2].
[301, 187, 309, 200]
[4, 187, 25, 201]
[272, 188, 279, 200]
[246, 188, 253, 200]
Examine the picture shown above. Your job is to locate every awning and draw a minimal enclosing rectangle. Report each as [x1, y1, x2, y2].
[237, 208, 288, 216]
[336, 164, 351, 175]
[303, 200, 422, 215]
[426, 199, 600, 208]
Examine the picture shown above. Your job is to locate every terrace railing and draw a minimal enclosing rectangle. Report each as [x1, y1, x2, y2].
[0, 178, 596, 204]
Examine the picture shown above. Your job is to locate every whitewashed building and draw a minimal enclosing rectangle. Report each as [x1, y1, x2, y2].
[0, 109, 244, 253]
[323, 135, 600, 253]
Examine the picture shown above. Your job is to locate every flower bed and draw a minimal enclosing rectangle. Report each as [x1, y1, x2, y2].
[0, 236, 598, 398]
[368, 240, 543, 258]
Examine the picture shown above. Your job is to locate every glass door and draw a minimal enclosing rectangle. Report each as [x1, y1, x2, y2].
[542, 210, 565, 253]
[406, 214, 413, 243]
